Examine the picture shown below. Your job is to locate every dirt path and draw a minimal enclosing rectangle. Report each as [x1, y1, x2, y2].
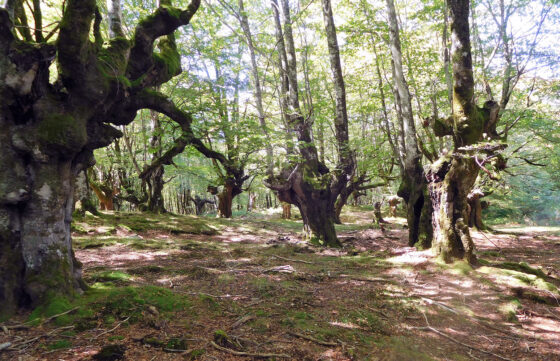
[1, 210, 559, 361]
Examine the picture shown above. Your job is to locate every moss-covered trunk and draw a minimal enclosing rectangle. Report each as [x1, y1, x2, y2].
[398, 176, 433, 248]
[146, 165, 165, 213]
[467, 193, 485, 230]
[427, 157, 478, 263]
[0, 157, 86, 318]
[302, 200, 338, 247]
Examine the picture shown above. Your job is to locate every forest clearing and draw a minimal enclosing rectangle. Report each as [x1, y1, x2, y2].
[1, 0, 559, 360]
[1, 208, 560, 360]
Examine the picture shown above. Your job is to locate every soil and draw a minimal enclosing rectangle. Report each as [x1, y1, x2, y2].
[1, 208, 559, 361]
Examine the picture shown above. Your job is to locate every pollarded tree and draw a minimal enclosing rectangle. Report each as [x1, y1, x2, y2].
[265, 0, 354, 247]
[0, 0, 202, 317]
[426, 0, 502, 263]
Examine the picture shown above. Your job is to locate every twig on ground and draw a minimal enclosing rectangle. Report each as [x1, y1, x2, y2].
[337, 275, 387, 283]
[184, 291, 245, 299]
[91, 316, 130, 340]
[42, 307, 79, 325]
[8, 325, 74, 350]
[230, 315, 256, 329]
[365, 305, 389, 319]
[3, 307, 79, 330]
[210, 341, 290, 358]
[287, 331, 338, 346]
[272, 255, 314, 264]
[478, 231, 502, 252]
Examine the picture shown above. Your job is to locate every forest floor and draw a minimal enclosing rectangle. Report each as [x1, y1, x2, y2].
[2, 206, 560, 361]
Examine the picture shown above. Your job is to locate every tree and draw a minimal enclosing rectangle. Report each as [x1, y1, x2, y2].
[265, 0, 354, 246]
[0, 0, 201, 316]
[385, 0, 432, 248]
[426, 0, 501, 263]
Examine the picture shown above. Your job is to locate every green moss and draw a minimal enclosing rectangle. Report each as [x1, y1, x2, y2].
[29, 296, 73, 325]
[29, 285, 191, 329]
[37, 113, 87, 152]
[91, 271, 133, 283]
[187, 349, 206, 360]
[46, 339, 72, 350]
[495, 262, 547, 279]
[498, 298, 522, 322]
[166, 338, 189, 350]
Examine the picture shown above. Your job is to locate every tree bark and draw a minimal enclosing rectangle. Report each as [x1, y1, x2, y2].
[386, 0, 432, 248]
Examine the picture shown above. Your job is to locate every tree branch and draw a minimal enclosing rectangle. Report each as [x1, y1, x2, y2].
[126, 0, 201, 82]
[57, 0, 96, 92]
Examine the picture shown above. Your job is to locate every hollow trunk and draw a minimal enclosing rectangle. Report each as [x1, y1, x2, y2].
[427, 157, 477, 263]
[1, 158, 86, 318]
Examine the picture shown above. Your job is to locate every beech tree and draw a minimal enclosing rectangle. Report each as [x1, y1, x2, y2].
[0, 0, 202, 316]
[426, 0, 502, 263]
[385, 0, 432, 248]
[265, 0, 354, 246]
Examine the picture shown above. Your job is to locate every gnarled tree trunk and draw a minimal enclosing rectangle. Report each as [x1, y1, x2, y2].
[0, 0, 201, 317]
[427, 0, 501, 263]
[265, 0, 353, 247]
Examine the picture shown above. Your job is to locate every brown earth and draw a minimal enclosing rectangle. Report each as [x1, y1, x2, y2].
[1, 208, 559, 361]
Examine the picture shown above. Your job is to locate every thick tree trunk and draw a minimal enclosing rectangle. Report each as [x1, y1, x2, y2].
[217, 184, 234, 218]
[74, 171, 99, 216]
[1, 155, 86, 317]
[467, 190, 486, 230]
[427, 157, 478, 263]
[427, 0, 500, 263]
[146, 165, 165, 213]
[265, 0, 341, 247]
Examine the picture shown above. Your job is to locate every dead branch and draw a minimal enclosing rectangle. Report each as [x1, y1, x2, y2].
[91, 316, 130, 340]
[230, 315, 256, 329]
[272, 254, 314, 264]
[287, 331, 338, 346]
[4, 306, 79, 330]
[210, 340, 290, 358]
